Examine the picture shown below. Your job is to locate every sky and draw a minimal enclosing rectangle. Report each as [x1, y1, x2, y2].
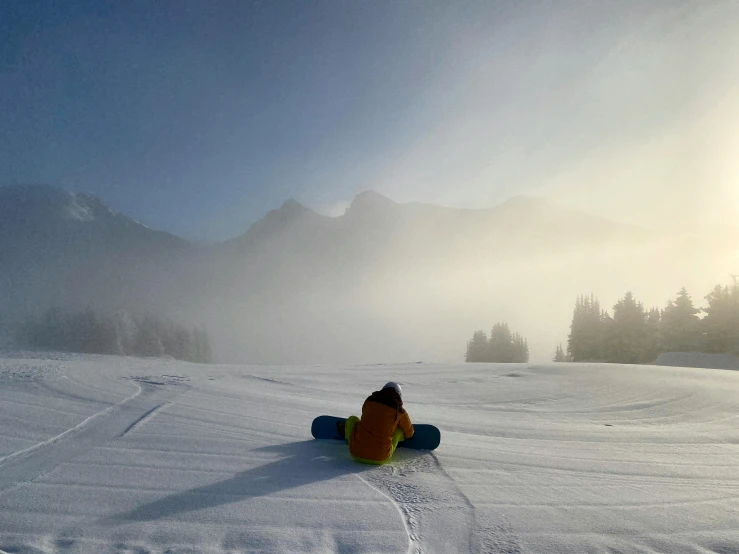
[1, 0, 738, 242]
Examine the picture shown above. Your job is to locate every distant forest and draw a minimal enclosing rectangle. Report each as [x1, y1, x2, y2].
[465, 284, 739, 366]
[557, 284, 739, 364]
[465, 322, 529, 363]
[15, 308, 212, 363]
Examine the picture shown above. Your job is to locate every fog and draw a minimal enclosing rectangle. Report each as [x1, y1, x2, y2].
[2, 1, 738, 365]
[193, 198, 738, 364]
[2, 183, 738, 366]
[362, 0, 739, 232]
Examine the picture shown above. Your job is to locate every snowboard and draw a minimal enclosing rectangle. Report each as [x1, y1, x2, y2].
[311, 415, 441, 450]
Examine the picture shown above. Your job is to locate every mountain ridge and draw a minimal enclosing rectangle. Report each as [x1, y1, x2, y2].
[0, 184, 641, 246]
[0, 183, 655, 364]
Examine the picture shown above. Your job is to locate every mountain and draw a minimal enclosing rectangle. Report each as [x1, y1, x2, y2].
[0, 185, 188, 255]
[175, 189, 649, 363]
[225, 190, 642, 268]
[1, 184, 654, 363]
[0, 185, 191, 320]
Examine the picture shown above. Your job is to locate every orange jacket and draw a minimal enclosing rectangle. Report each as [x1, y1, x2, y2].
[349, 388, 414, 462]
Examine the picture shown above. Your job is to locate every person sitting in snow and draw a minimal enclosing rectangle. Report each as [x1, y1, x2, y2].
[339, 382, 414, 465]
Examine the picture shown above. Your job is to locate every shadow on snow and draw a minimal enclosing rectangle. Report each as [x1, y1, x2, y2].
[103, 439, 376, 524]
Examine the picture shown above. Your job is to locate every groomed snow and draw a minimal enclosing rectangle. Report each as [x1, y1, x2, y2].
[1, 355, 739, 553]
[655, 352, 739, 371]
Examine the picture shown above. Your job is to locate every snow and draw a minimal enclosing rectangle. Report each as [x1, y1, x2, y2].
[1, 356, 739, 553]
[656, 352, 739, 371]
[65, 197, 94, 222]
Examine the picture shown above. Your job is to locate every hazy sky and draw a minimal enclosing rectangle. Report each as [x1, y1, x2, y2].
[2, 0, 737, 242]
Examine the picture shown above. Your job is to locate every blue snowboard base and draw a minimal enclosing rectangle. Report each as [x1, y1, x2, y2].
[311, 415, 441, 451]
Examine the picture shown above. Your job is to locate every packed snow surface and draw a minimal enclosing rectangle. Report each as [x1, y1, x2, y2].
[655, 352, 739, 371]
[1, 355, 738, 553]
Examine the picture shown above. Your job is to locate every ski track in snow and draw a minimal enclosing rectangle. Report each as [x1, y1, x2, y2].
[0, 378, 185, 496]
[0, 384, 143, 469]
[2, 357, 739, 553]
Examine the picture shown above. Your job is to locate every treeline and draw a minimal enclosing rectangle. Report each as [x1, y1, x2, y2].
[560, 285, 739, 363]
[466, 322, 529, 363]
[16, 308, 212, 363]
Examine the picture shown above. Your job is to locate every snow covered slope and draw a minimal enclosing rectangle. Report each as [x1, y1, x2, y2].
[656, 352, 739, 371]
[1, 355, 738, 553]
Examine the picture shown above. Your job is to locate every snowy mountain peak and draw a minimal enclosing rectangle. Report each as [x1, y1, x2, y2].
[66, 196, 95, 222]
[265, 198, 324, 224]
[0, 184, 116, 225]
[278, 198, 312, 215]
[0, 183, 188, 263]
[230, 197, 325, 246]
[345, 190, 396, 216]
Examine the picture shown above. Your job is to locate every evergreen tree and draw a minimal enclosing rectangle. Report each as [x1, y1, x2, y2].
[661, 288, 700, 352]
[16, 308, 212, 362]
[568, 294, 604, 361]
[33, 308, 69, 351]
[600, 310, 617, 362]
[133, 316, 165, 357]
[465, 330, 490, 362]
[511, 334, 529, 363]
[68, 308, 95, 353]
[170, 323, 193, 361]
[466, 324, 529, 363]
[158, 319, 183, 359]
[609, 291, 649, 363]
[93, 313, 118, 354]
[192, 327, 213, 363]
[701, 285, 739, 354]
[643, 306, 662, 362]
[553, 343, 567, 362]
[489, 322, 515, 362]
[112, 311, 137, 355]
[68, 309, 117, 354]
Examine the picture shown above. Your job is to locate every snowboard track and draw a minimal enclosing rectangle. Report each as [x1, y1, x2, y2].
[355, 473, 421, 554]
[0, 380, 186, 496]
[358, 452, 521, 553]
[0, 383, 143, 468]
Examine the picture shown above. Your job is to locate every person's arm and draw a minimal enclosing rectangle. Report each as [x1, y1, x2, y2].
[398, 409, 414, 439]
